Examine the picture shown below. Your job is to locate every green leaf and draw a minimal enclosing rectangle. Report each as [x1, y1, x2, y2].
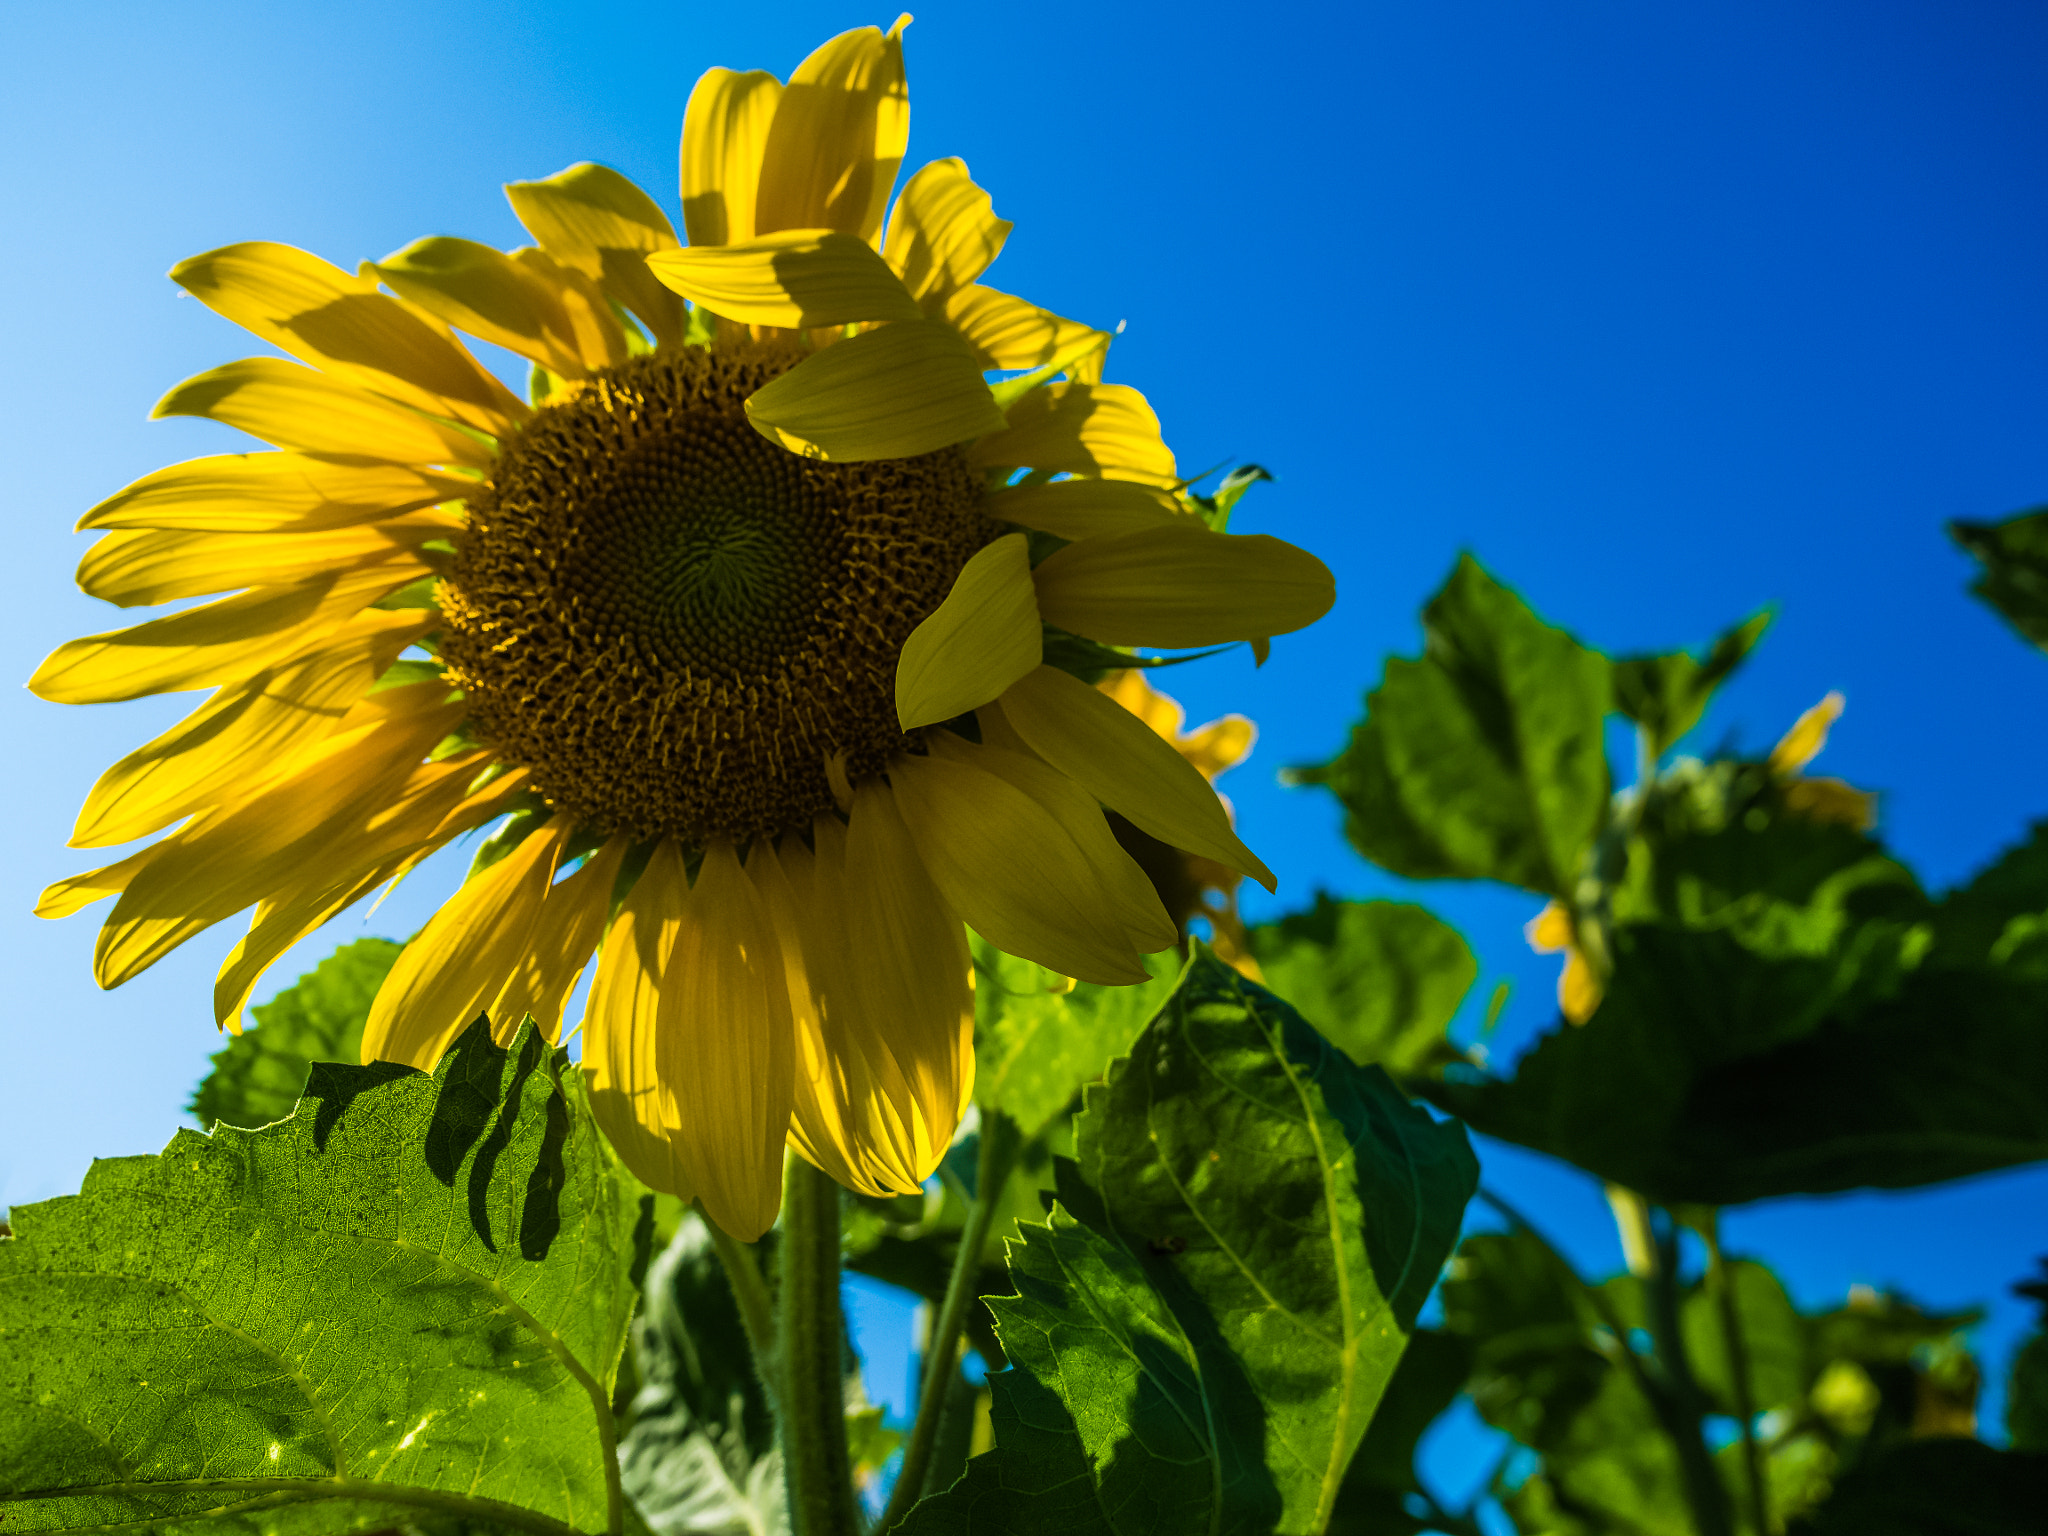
[1, 1018, 641, 1536]
[905, 952, 1479, 1534]
[1612, 611, 1771, 759]
[1246, 895, 1476, 1079]
[1327, 1328, 1474, 1534]
[1293, 555, 1612, 898]
[1682, 1259, 1807, 1415]
[971, 938, 1182, 1137]
[189, 937, 402, 1130]
[1953, 507, 2048, 654]
[1440, 1230, 1609, 1453]
[1784, 1440, 2048, 1536]
[2008, 1260, 2048, 1453]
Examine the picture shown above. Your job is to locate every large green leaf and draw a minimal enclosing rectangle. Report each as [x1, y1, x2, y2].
[1247, 897, 1475, 1080]
[1953, 507, 2048, 654]
[904, 952, 1479, 1534]
[1326, 1329, 1474, 1535]
[972, 938, 1183, 1136]
[0, 1018, 642, 1536]
[1611, 611, 1770, 759]
[1293, 556, 1611, 898]
[189, 937, 402, 1130]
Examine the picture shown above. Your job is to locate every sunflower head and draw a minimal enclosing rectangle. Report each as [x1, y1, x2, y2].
[33, 18, 1335, 1239]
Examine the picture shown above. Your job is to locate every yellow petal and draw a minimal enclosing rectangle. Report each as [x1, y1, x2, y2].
[169, 241, 523, 437]
[509, 247, 632, 372]
[888, 744, 1154, 984]
[967, 382, 1175, 487]
[883, 158, 1011, 308]
[71, 607, 431, 848]
[92, 682, 468, 988]
[935, 731, 1178, 956]
[646, 229, 920, 328]
[1031, 524, 1335, 647]
[1770, 691, 1845, 775]
[36, 845, 159, 921]
[661, 843, 796, 1241]
[583, 838, 695, 1202]
[1177, 714, 1256, 780]
[681, 67, 784, 247]
[985, 477, 1185, 540]
[371, 237, 590, 378]
[154, 357, 492, 468]
[1782, 776, 1878, 830]
[79, 453, 472, 535]
[1100, 668, 1185, 738]
[994, 665, 1274, 889]
[753, 19, 910, 247]
[76, 513, 455, 608]
[1560, 947, 1603, 1026]
[943, 284, 1109, 376]
[488, 838, 627, 1045]
[894, 533, 1041, 728]
[1525, 900, 1573, 955]
[360, 823, 568, 1070]
[209, 760, 529, 1029]
[745, 318, 1005, 461]
[30, 561, 427, 704]
[505, 162, 685, 349]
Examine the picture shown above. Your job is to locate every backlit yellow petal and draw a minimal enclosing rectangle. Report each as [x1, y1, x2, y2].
[753, 19, 910, 247]
[1525, 901, 1573, 955]
[1770, 691, 1845, 775]
[647, 229, 920, 328]
[76, 514, 455, 608]
[681, 68, 784, 247]
[1177, 715, 1256, 780]
[583, 839, 695, 1201]
[30, 562, 427, 704]
[967, 382, 1175, 487]
[986, 477, 1184, 540]
[169, 241, 523, 437]
[994, 665, 1274, 889]
[895, 533, 1041, 728]
[745, 318, 1005, 461]
[79, 453, 472, 535]
[488, 838, 626, 1045]
[71, 607, 431, 848]
[883, 158, 1011, 308]
[1032, 524, 1335, 647]
[154, 357, 492, 468]
[888, 744, 1154, 984]
[505, 162, 685, 349]
[662, 842, 795, 1241]
[360, 823, 568, 1069]
[372, 237, 590, 378]
[943, 284, 1109, 375]
[92, 683, 468, 987]
[36, 846, 158, 921]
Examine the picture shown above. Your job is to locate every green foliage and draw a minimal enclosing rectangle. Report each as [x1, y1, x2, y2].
[2009, 1261, 2048, 1453]
[971, 938, 1183, 1136]
[1953, 506, 2048, 652]
[1292, 555, 1612, 899]
[1784, 1440, 2048, 1535]
[0, 1018, 642, 1536]
[1611, 612, 1771, 759]
[1326, 1329, 1476, 1535]
[188, 936, 402, 1130]
[1246, 896, 1476, 1079]
[903, 953, 1479, 1535]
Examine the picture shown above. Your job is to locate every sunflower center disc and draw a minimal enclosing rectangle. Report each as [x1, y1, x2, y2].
[440, 345, 994, 844]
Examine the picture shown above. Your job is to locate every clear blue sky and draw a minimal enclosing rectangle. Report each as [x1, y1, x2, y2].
[4, 0, 2045, 1460]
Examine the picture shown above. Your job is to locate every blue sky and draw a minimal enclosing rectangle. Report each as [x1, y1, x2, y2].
[4, 0, 2045, 1464]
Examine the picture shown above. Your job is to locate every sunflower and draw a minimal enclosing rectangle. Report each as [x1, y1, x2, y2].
[32, 18, 1333, 1239]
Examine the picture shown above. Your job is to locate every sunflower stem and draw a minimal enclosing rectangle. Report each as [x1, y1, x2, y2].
[703, 1211, 777, 1388]
[878, 1112, 1023, 1533]
[777, 1156, 859, 1536]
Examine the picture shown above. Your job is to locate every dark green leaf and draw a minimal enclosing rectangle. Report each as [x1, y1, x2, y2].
[1612, 611, 1771, 758]
[1327, 1329, 1474, 1534]
[1440, 1230, 1610, 1453]
[1681, 1260, 1807, 1415]
[1953, 508, 2048, 654]
[1786, 1440, 2048, 1536]
[904, 953, 1478, 1534]
[2008, 1259, 2048, 1453]
[188, 937, 401, 1131]
[1293, 555, 1611, 898]
[1247, 896, 1476, 1079]
[0, 1019, 640, 1536]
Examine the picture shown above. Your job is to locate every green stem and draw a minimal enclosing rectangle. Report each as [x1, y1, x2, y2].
[1703, 1217, 1772, 1535]
[878, 1113, 1023, 1533]
[778, 1157, 859, 1536]
[704, 1208, 777, 1379]
[1641, 1211, 1735, 1536]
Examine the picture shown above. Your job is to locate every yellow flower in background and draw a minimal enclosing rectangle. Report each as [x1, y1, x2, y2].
[32, 20, 1333, 1239]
